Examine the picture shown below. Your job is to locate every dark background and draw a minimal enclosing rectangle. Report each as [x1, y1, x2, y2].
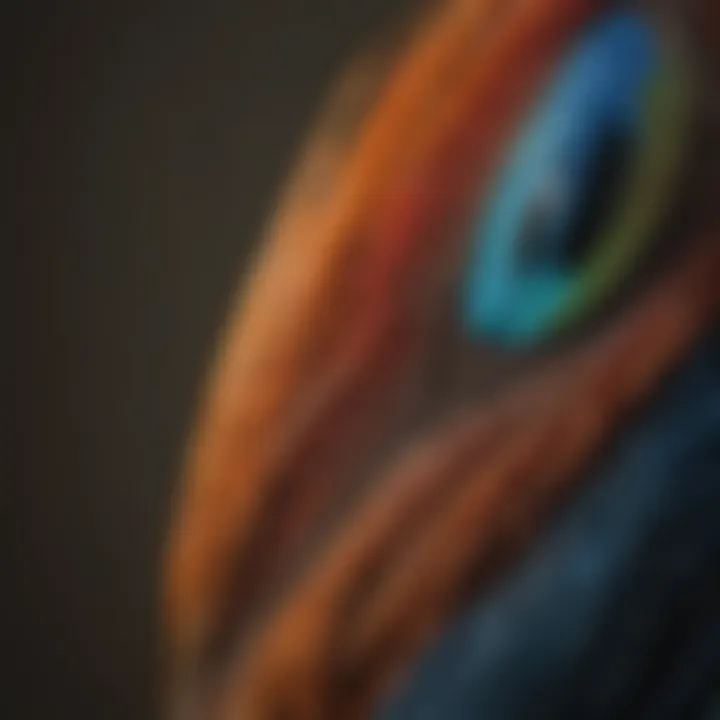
[7, 1, 413, 716]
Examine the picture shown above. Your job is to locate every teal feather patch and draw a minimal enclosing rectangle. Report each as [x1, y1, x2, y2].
[463, 9, 690, 348]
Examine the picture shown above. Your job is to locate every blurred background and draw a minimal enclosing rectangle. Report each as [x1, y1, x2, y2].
[7, 1, 415, 716]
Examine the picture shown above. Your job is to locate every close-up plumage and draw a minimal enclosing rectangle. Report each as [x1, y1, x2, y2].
[8, 0, 718, 718]
[161, 0, 720, 718]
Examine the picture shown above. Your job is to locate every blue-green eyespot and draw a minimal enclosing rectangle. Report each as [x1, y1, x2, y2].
[462, 9, 692, 348]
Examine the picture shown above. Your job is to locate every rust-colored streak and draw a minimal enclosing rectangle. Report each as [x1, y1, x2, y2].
[163, 0, 509, 676]
[205, 0, 600, 663]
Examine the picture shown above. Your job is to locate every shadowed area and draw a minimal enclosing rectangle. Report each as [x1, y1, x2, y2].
[7, 1, 414, 717]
